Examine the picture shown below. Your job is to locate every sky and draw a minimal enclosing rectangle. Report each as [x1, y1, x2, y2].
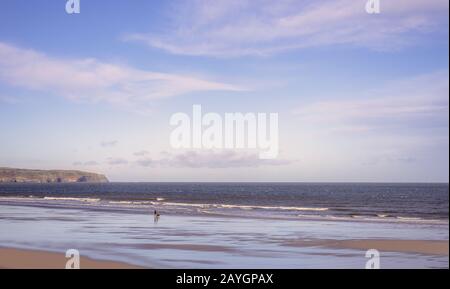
[0, 0, 448, 182]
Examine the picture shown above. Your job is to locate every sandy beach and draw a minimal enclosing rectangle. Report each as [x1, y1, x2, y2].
[284, 239, 449, 256]
[0, 198, 448, 269]
[0, 248, 142, 269]
[1, 238, 448, 269]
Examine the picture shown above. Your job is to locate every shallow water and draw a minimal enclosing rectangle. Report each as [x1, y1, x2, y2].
[0, 183, 448, 223]
[0, 204, 448, 268]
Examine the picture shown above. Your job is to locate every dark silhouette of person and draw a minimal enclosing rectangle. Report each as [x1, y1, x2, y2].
[154, 210, 160, 224]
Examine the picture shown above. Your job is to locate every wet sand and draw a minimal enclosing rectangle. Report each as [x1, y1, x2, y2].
[0, 204, 448, 268]
[0, 248, 143, 269]
[1, 239, 448, 269]
[283, 239, 449, 256]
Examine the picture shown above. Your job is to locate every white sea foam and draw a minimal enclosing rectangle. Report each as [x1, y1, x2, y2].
[158, 201, 328, 212]
[0, 195, 446, 225]
[397, 216, 422, 221]
[218, 204, 329, 211]
[43, 197, 100, 203]
[109, 200, 154, 205]
[0, 197, 32, 201]
[163, 202, 209, 208]
[109, 201, 133, 204]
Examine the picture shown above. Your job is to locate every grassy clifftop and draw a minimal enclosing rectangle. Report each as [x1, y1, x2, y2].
[0, 168, 109, 183]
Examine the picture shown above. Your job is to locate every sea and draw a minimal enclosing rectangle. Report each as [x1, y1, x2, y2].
[0, 183, 448, 268]
[0, 183, 448, 223]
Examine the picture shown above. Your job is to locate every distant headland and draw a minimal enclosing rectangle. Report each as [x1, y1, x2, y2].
[0, 168, 109, 183]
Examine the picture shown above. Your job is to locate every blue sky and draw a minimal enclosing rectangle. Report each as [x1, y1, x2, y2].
[0, 0, 448, 182]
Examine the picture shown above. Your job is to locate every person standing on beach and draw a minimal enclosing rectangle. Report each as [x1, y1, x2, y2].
[154, 210, 160, 224]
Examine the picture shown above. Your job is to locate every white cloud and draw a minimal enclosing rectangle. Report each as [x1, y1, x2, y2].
[0, 42, 243, 108]
[73, 161, 99, 166]
[362, 155, 417, 166]
[125, 0, 449, 57]
[294, 70, 449, 131]
[136, 150, 292, 168]
[107, 158, 129, 166]
[0, 94, 19, 104]
[133, 150, 150, 156]
[74, 150, 292, 169]
[100, 140, 118, 148]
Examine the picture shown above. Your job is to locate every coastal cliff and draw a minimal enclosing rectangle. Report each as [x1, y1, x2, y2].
[0, 168, 109, 183]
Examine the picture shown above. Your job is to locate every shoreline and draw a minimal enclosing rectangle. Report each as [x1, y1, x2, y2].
[1, 203, 448, 269]
[1, 237, 448, 269]
[283, 239, 449, 256]
[0, 247, 144, 269]
[0, 201, 448, 226]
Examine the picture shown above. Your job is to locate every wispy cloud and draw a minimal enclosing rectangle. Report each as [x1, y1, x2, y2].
[125, 0, 448, 57]
[73, 151, 292, 169]
[73, 161, 99, 166]
[133, 150, 150, 157]
[0, 42, 244, 109]
[136, 150, 293, 168]
[0, 94, 19, 104]
[361, 155, 417, 166]
[294, 70, 449, 131]
[107, 158, 129, 166]
[100, 140, 118, 148]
